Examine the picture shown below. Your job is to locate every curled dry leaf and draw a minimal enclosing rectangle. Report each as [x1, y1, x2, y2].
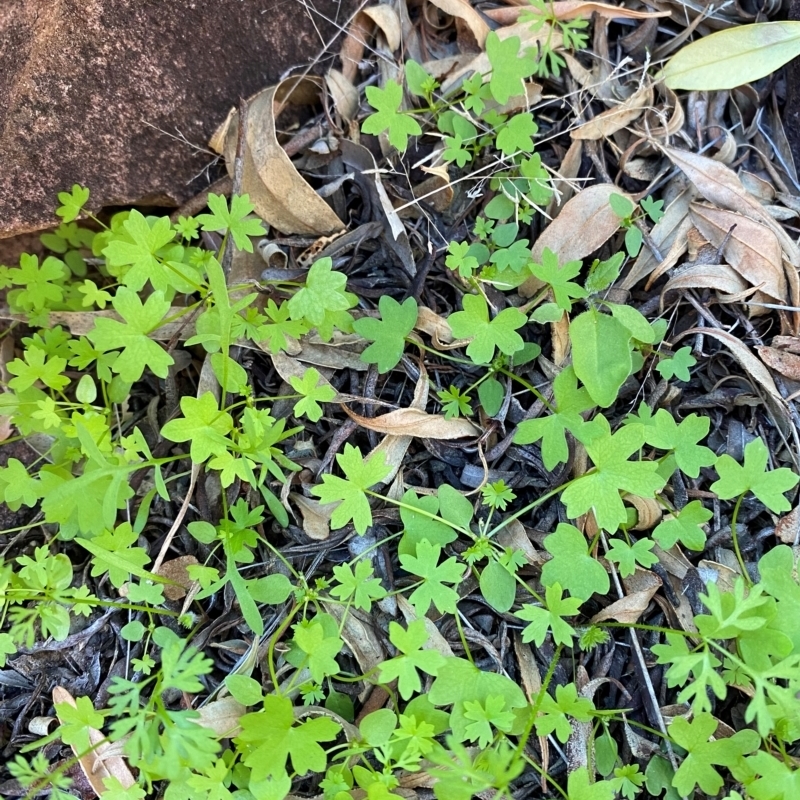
[195, 695, 246, 738]
[52, 686, 135, 795]
[291, 493, 335, 541]
[415, 306, 454, 344]
[324, 602, 388, 685]
[210, 78, 344, 236]
[662, 146, 800, 270]
[661, 263, 749, 305]
[362, 5, 402, 51]
[367, 361, 429, 483]
[571, 85, 653, 140]
[326, 69, 359, 122]
[412, 162, 454, 213]
[627, 495, 662, 530]
[591, 584, 660, 624]
[425, 0, 489, 47]
[520, 184, 635, 297]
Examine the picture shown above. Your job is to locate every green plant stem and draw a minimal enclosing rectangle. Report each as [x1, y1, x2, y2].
[730, 493, 751, 586]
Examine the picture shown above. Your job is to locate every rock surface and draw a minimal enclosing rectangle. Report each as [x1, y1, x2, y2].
[0, 0, 354, 238]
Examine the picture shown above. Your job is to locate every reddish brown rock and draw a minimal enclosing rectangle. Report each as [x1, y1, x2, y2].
[0, 0, 355, 238]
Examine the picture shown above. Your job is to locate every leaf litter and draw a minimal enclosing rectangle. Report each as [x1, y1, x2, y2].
[4, 0, 800, 798]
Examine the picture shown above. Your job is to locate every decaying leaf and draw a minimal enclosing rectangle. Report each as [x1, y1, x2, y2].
[156, 555, 199, 601]
[211, 78, 344, 235]
[343, 404, 479, 439]
[52, 687, 135, 796]
[571, 85, 653, 140]
[520, 185, 634, 297]
[195, 695, 246, 738]
[591, 583, 660, 624]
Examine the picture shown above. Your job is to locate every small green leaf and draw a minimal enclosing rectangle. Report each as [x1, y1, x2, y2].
[362, 80, 422, 151]
[56, 184, 90, 222]
[448, 293, 526, 364]
[479, 559, 516, 613]
[195, 193, 266, 252]
[711, 437, 799, 512]
[478, 377, 504, 416]
[399, 540, 465, 615]
[312, 445, 392, 534]
[652, 501, 711, 551]
[516, 582, 581, 646]
[541, 524, 610, 601]
[353, 296, 417, 373]
[530, 248, 586, 312]
[657, 346, 696, 381]
[290, 368, 336, 423]
[485, 32, 537, 104]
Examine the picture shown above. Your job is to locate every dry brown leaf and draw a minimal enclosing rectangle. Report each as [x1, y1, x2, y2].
[621, 566, 662, 596]
[677, 327, 789, 432]
[698, 560, 738, 592]
[772, 335, 800, 354]
[757, 345, 800, 381]
[343, 404, 479, 439]
[339, 13, 372, 83]
[662, 146, 800, 269]
[195, 695, 246, 738]
[520, 184, 634, 297]
[156, 555, 199, 601]
[627, 495, 662, 530]
[368, 363, 429, 484]
[690, 203, 786, 301]
[326, 69, 359, 122]
[661, 263, 749, 302]
[512, 633, 542, 702]
[412, 162, 454, 212]
[776, 505, 800, 544]
[52, 687, 135, 795]
[362, 5, 402, 51]
[547, 139, 583, 216]
[485, 0, 670, 24]
[426, 0, 489, 47]
[623, 187, 695, 290]
[571, 85, 653, 140]
[291, 493, 335, 541]
[591, 584, 660, 624]
[496, 519, 542, 565]
[415, 306, 454, 344]
[210, 79, 344, 235]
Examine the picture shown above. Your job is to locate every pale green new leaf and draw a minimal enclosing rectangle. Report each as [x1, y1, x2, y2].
[561, 415, 666, 533]
[541, 523, 610, 601]
[570, 309, 632, 407]
[513, 366, 593, 470]
[711, 437, 799, 512]
[88, 287, 174, 382]
[448, 293, 526, 364]
[516, 582, 581, 646]
[662, 22, 800, 91]
[311, 444, 391, 534]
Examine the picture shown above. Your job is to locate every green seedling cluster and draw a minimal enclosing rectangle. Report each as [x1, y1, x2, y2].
[2, 5, 800, 800]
